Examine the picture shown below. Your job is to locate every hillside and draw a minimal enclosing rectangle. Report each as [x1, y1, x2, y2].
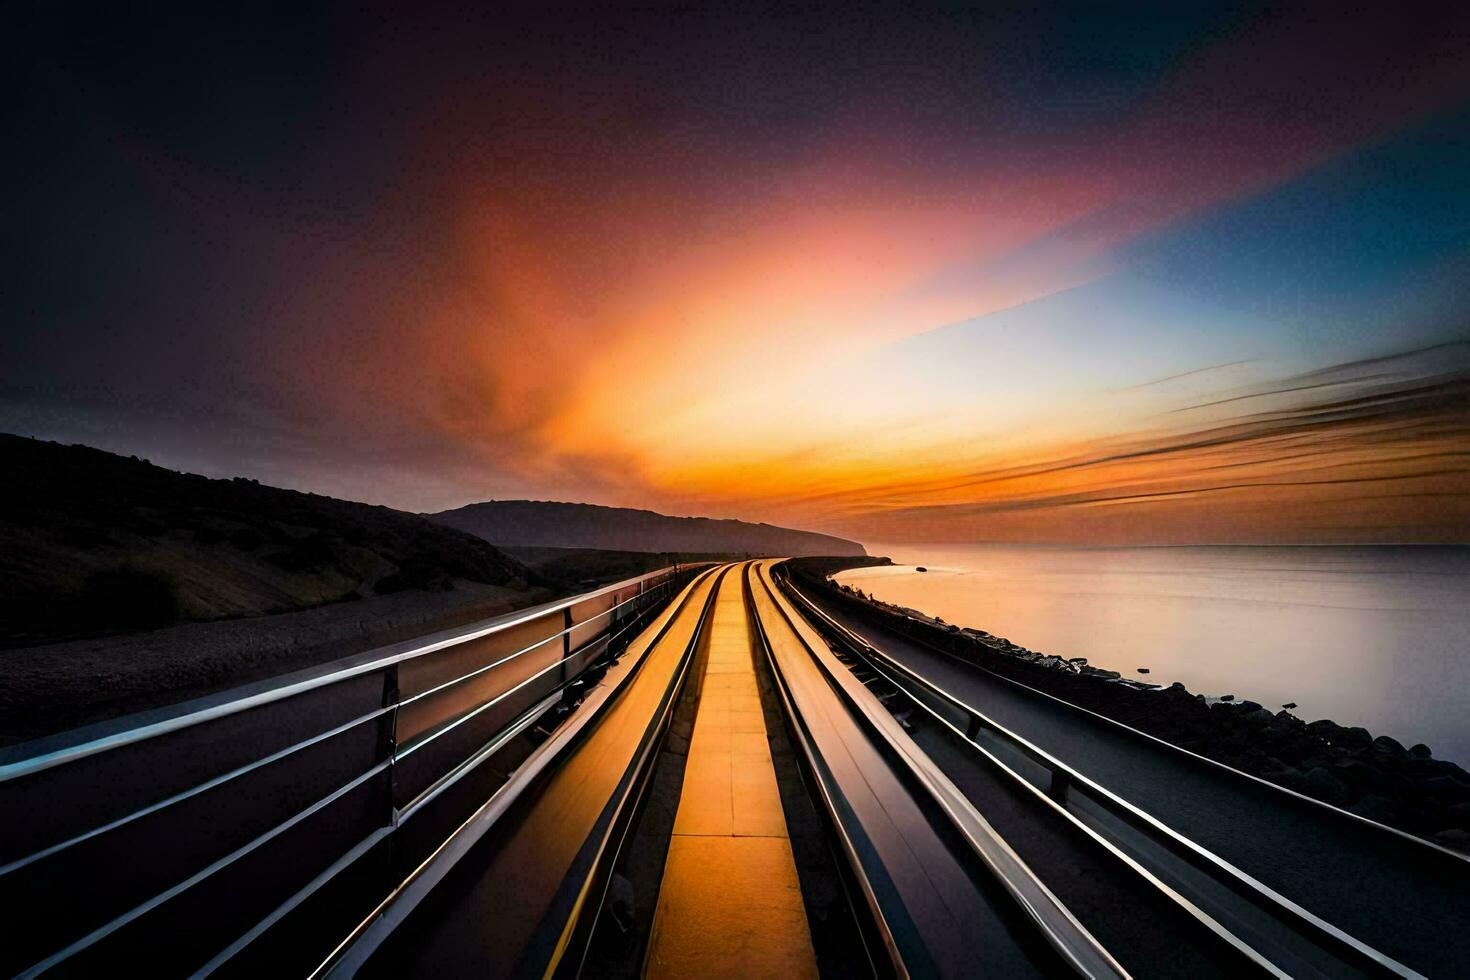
[429, 499, 866, 557]
[0, 434, 537, 646]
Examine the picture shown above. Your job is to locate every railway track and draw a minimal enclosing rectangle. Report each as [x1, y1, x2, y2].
[348, 560, 1141, 977]
[4, 557, 1458, 976]
[329, 564, 730, 977]
[747, 559, 1126, 977]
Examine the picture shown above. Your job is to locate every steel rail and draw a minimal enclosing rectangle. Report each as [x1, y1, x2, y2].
[780, 576, 1274, 976]
[785, 571, 1426, 980]
[0, 565, 693, 782]
[0, 577, 668, 882]
[204, 584, 690, 976]
[0, 591, 645, 881]
[784, 579, 1279, 975]
[17, 756, 394, 978]
[392, 588, 654, 762]
[314, 564, 727, 978]
[741, 563, 906, 978]
[5, 564, 697, 977]
[391, 591, 682, 827]
[19, 594, 681, 978]
[0, 701, 394, 878]
[546, 565, 730, 980]
[814, 577, 1470, 866]
[199, 688, 567, 977]
[749, 560, 1127, 980]
[395, 586, 662, 711]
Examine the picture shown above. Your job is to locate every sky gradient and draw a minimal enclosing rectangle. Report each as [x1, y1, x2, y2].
[6, 5, 1470, 544]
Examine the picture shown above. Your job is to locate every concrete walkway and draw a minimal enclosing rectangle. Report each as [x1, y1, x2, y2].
[644, 572, 817, 979]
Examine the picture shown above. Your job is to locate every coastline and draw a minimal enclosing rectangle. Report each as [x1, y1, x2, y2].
[836, 542, 1470, 760]
[791, 557, 1470, 853]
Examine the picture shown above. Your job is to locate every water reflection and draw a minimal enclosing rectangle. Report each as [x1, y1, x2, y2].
[836, 545, 1470, 761]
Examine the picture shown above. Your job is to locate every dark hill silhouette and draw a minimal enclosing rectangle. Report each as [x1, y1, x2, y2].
[0, 434, 535, 645]
[428, 499, 866, 557]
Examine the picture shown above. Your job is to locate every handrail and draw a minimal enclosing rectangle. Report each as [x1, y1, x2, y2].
[779, 575, 1279, 976]
[811, 573, 1470, 865]
[315, 563, 727, 978]
[2, 562, 703, 977]
[18, 759, 395, 979]
[782, 571, 1424, 980]
[0, 573, 682, 873]
[0, 564, 698, 780]
[0, 588, 661, 881]
[395, 588, 654, 711]
[0, 700, 395, 878]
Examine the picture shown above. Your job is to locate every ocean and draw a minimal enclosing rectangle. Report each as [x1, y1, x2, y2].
[834, 544, 1470, 762]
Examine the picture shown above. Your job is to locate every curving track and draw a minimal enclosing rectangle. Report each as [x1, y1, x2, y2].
[789, 569, 1469, 978]
[5, 557, 1459, 977]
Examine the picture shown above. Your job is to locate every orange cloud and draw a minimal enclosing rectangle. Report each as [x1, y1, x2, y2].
[173, 8, 1470, 532]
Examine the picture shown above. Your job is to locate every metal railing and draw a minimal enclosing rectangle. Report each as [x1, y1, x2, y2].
[0, 564, 700, 977]
[317, 563, 728, 978]
[780, 570, 1423, 979]
[806, 570, 1470, 866]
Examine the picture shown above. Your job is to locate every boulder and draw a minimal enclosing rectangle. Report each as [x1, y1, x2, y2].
[1303, 766, 1349, 804]
[1277, 734, 1316, 761]
[1423, 776, 1470, 805]
[1269, 710, 1302, 731]
[1406, 758, 1468, 780]
[1348, 795, 1399, 823]
[1160, 683, 1194, 705]
[1238, 700, 1263, 714]
[1372, 735, 1408, 759]
[1410, 743, 1433, 759]
[1242, 708, 1275, 729]
[1272, 766, 1310, 794]
[1270, 714, 1305, 743]
[1375, 770, 1416, 799]
[1337, 760, 1385, 794]
[1339, 726, 1373, 749]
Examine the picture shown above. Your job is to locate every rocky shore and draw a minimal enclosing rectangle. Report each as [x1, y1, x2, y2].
[789, 558, 1470, 853]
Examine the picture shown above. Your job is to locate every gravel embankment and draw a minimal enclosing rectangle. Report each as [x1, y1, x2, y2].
[0, 580, 552, 745]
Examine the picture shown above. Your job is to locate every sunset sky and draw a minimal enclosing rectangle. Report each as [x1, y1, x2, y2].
[6, 5, 1470, 544]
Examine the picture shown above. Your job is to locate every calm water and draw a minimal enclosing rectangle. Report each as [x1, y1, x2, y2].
[836, 544, 1470, 762]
